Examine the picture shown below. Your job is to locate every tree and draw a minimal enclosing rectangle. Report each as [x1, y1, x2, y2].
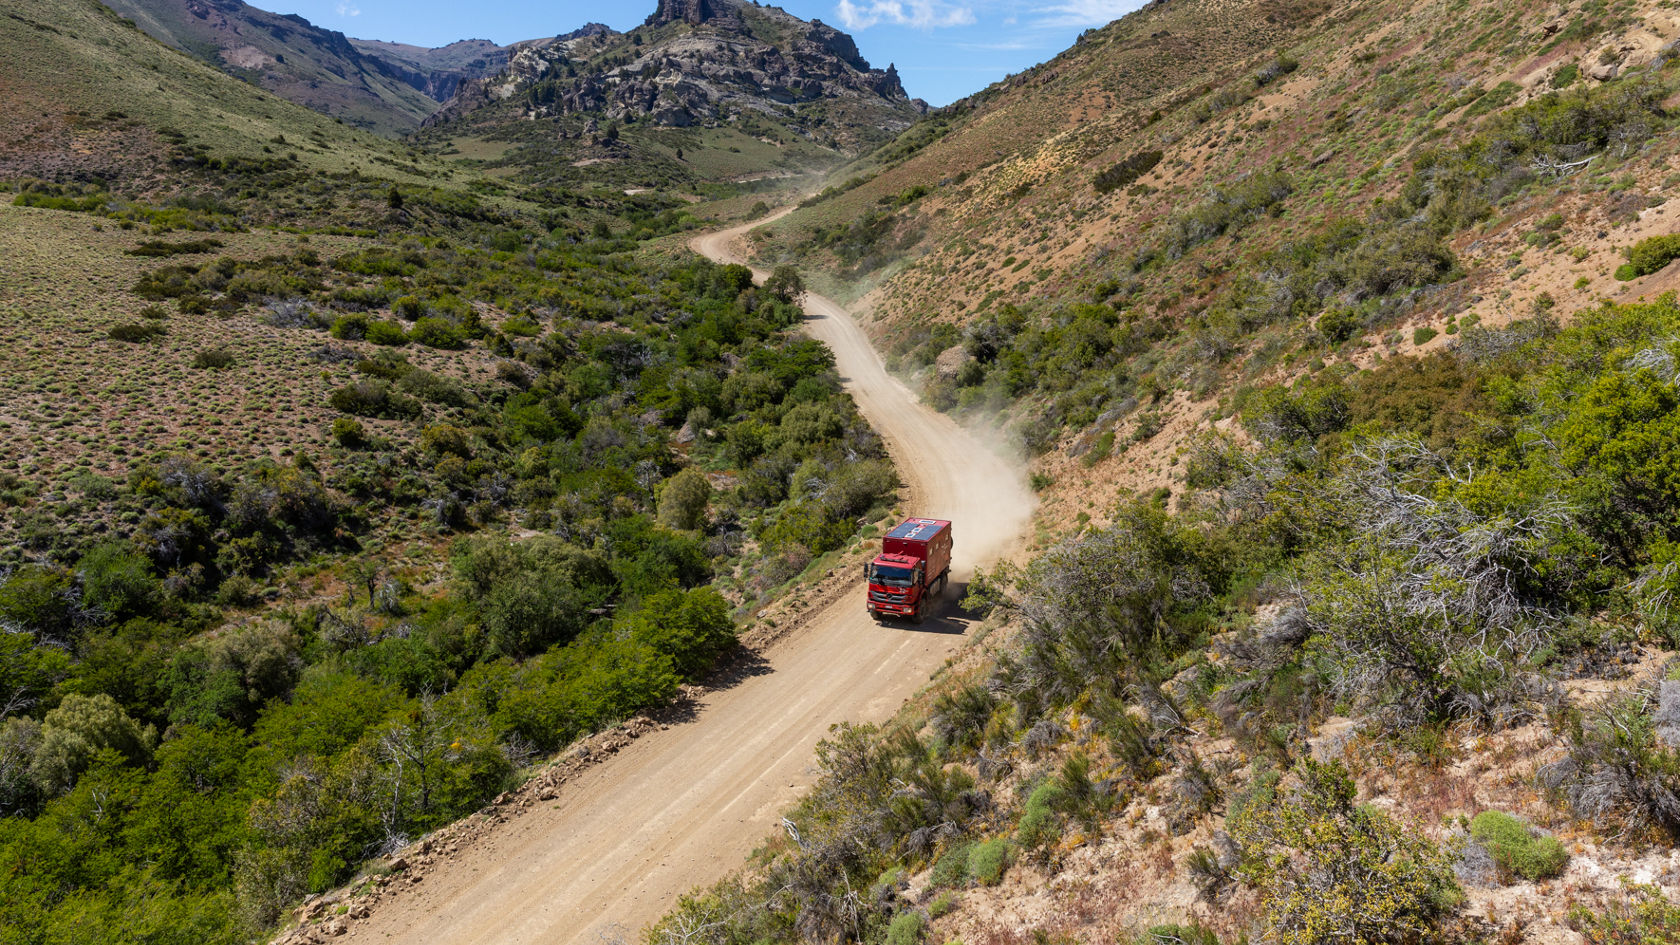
[657, 468, 713, 531]
[451, 535, 615, 658]
[622, 587, 736, 679]
[29, 693, 156, 794]
[387, 185, 403, 210]
[765, 264, 805, 303]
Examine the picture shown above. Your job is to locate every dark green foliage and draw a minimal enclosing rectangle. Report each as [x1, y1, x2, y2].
[410, 316, 468, 349]
[4, 218, 887, 939]
[109, 322, 167, 342]
[1093, 150, 1163, 194]
[328, 379, 422, 420]
[127, 238, 225, 257]
[451, 535, 615, 658]
[1403, 80, 1667, 234]
[618, 588, 735, 680]
[192, 347, 236, 369]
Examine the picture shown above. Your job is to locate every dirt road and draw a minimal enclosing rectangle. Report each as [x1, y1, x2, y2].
[340, 215, 1034, 945]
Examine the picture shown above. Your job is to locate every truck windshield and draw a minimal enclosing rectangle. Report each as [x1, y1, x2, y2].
[870, 565, 915, 587]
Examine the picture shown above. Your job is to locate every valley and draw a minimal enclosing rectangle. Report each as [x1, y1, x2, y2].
[6, 0, 1680, 942]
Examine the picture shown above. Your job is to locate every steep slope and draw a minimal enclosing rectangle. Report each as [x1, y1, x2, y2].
[96, 0, 507, 133]
[635, 0, 1680, 941]
[0, 0, 453, 183]
[418, 0, 924, 191]
[760, 0, 1680, 501]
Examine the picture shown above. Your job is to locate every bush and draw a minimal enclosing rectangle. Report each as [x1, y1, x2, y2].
[191, 347, 235, 369]
[410, 316, 467, 349]
[1138, 925, 1220, 945]
[1230, 759, 1461, 945]
[328, 380, 422, 420]
[967, 837, 1010, 885]
[929, 841, 972, 887]
[1094, 150, 1164, 194]
[656, 468, 713, 531]
[1547, 679, 1680, 839]
[330, 313, 369, 340]
[1567, 883, 1680, 944]
[885, 911, 924, 945]
[331, 417, 366, 447]
[620, 587, 736, 680]
[1619, 235, 1680, 280]
[1016, 781, 1064, 852]
[1413, 326, 1439, 346]
[109, 322, 166, 342]
[365, 320, 408, 346]
[29, 693, 157, 794]
[1469, 810, 1568, 881]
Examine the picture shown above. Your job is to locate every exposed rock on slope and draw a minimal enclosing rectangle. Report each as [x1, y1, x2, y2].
[426, 0, 922, 153]
[98, 0, 509, 132]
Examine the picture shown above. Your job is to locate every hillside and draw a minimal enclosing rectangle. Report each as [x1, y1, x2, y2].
[0, 0, 469, 184]
[644, 0, 1680, 941]
[95, 0, 507, 133]
[416, 0, 925, 193]
[0, 1, 904, 942]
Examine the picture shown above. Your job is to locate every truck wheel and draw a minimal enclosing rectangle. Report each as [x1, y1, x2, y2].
[911, 609, 923, 625]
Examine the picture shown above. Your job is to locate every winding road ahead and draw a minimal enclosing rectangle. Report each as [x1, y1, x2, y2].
[341, 214, 1035, 945]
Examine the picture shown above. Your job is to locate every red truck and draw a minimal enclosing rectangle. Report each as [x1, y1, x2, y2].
[866, 518, 953, 624]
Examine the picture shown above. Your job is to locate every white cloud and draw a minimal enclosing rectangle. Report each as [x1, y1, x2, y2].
[335, 1, 361, 16]
[834, 1, 976, 30]
[1037, 0, 1147, 28]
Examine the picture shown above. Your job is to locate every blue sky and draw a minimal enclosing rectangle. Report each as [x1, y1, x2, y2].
[266, 0, 1148, 106]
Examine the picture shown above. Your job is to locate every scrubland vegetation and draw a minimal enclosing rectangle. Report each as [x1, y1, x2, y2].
[0, 200, 898, 937]
[0, 7, 904, 935]
[655, 288, 1680, 945]
[651, 0, 1680, 939]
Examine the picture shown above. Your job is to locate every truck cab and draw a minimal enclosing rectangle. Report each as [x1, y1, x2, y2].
[866, 519, 952, 624]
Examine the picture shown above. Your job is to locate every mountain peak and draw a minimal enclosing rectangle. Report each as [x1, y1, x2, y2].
[647, 0, 728, 27]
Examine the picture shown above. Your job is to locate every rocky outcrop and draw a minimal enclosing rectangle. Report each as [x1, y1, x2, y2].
[426, 0, 917, 144]
[647, 0, 723, 27]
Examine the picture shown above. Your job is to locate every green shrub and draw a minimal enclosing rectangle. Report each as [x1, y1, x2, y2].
[1469, 810, 1569, 881]
[328, 380, 422, 420]
[927, 890, 959, 918]
[191, 347, 235, 369]
[967, 838, 1010, 885]
[1567, 883, 1680, 943]
[1138, 925, 1220, 945]
[331, 417, 367, 447]
[1317, 308, 1360, 344]
[1094, 150, 1164, 194]
[1619, 235, 1680, 280]
[1413, 326, 1439, 346]
[929, 842, 973, 888]
[886, 911, 925, 945]
[1231, 759, 1460, 945]
[330, 313, 370, 340]
[1016, 782, 1064, 852]
[109, 322, 166, 342]
[365, 320, 408, 346]
[411, 317, 467, 349]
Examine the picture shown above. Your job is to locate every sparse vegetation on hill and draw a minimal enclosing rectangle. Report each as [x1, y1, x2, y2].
[652, 0, 1680, 938]
[0, 2, 904, 940]
[655, 289, 1680, 944]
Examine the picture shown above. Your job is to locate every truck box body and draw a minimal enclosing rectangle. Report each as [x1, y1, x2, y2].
[866, 519, 952, 623]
